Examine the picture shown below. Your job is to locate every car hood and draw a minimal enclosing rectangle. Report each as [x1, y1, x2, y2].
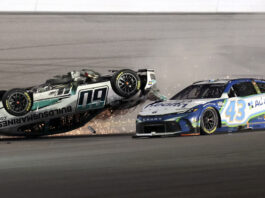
[139, 99, 215, 116]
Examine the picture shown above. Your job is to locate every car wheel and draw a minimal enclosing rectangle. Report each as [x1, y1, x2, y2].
[111, 69, 141, 98]
[200, 107, 219, 135]
[2, 89, 33, 116]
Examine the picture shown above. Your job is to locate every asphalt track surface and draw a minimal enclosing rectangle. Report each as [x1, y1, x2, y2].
[0, 132, 265, 198]
[0, 14, 265, 197]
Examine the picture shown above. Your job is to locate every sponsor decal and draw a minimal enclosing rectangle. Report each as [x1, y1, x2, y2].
[0, 117, 7, 121]
[247, 98, 265, 110]
[248, 101, 254, 110]
[146, 102, 189, 108]
[141, 116, 163, 122]
[0, 106, 72, 128]
[254, 98, 265, 108]
[139, 114, 182, 122]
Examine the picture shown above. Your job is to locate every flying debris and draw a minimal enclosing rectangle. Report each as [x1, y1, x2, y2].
[87, 126, 96, 134]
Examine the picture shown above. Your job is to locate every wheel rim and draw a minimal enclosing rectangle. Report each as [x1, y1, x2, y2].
[8, 92, 29, 114]
[117, 73, 137, 95]
[202, 109, 217, 132]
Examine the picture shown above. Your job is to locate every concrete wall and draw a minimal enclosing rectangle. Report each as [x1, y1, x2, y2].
[0, 0, 265, 12]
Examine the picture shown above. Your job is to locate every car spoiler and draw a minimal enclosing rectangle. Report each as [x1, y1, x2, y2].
[137, 69, 155, 72]
[108, 69, 154, 73]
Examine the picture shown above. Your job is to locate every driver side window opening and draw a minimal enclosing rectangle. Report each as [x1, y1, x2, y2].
[228, 87, 236, 98]
[228, 82, 257, 98]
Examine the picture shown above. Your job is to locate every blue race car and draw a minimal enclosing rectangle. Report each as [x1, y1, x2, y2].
[135, 78, 265, 137]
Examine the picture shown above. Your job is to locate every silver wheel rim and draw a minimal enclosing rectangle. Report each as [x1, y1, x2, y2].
[8, 92, 29, 114]
[202, 109, 217, 131]
[117, 73, 137, 95]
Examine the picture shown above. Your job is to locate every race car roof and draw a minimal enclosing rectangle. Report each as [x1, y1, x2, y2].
[193, 79, 230, 85]
[193, 78, 265, 85]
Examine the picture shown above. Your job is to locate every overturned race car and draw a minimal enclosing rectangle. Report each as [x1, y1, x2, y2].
[0, 69, 157, 137]
[135, 78, 265, 137]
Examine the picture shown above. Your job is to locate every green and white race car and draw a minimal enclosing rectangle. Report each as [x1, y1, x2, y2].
[0, 69, 157, 137]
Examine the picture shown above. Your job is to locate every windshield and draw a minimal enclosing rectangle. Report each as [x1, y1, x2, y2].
[171, 83, 226, 100]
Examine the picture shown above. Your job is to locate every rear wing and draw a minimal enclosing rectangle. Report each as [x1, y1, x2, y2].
[137, 69, 154, 73]
[138, 69, 167, 101]
[137, 69, 156, 90]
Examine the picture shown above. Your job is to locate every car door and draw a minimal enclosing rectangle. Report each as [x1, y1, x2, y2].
[220, 81, 264, 128]
[254, 81, 265, 124]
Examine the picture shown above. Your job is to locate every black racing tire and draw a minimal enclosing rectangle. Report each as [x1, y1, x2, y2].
[111, 69, 141, 98]
[2, 89, 33, 116]
[200, 107, 219, 135]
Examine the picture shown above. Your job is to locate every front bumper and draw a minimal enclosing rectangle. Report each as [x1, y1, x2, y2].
[134, 131, 182, 137]
[135, 112, 200, 137]
[137, 121, 181, 133]
[135, 120, 196, 137]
